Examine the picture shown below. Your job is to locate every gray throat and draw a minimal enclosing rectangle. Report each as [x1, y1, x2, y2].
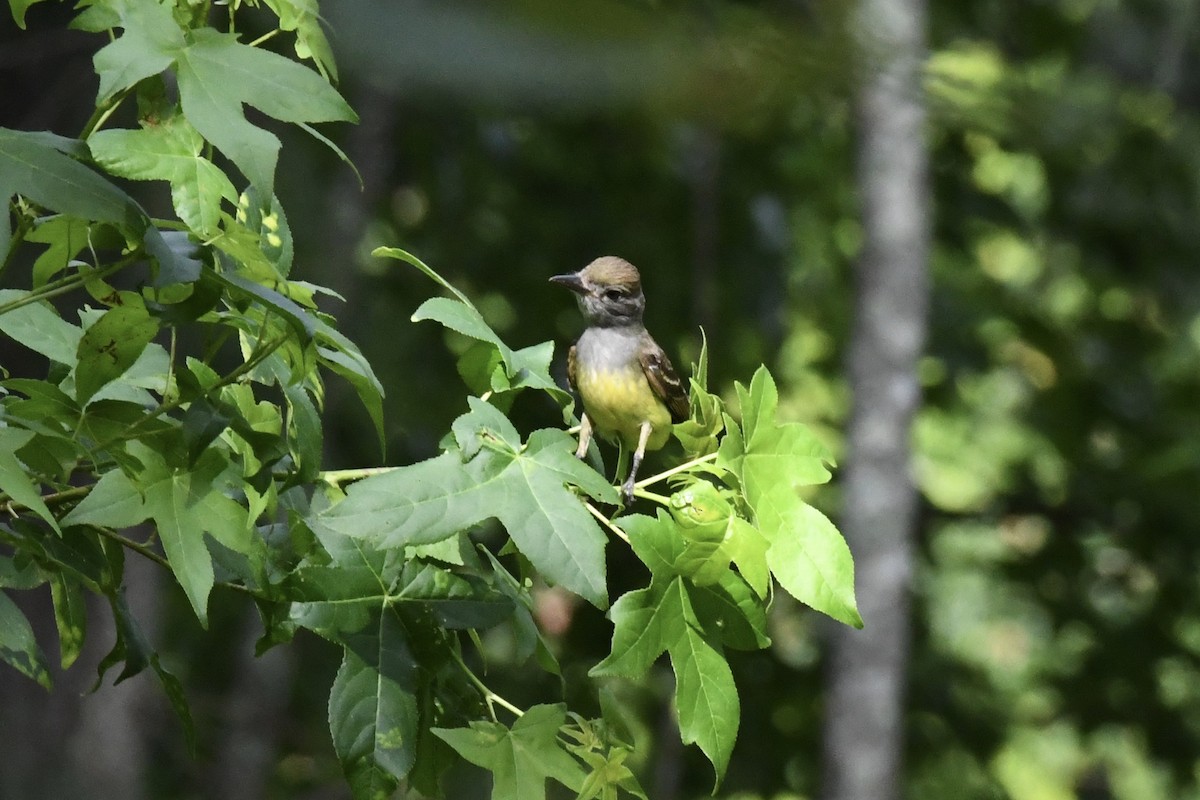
[575, 325, 644, 373]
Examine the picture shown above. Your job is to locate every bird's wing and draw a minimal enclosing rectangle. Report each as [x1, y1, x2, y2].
[638, 334, 690, 423]
[567, 343, 578, 391]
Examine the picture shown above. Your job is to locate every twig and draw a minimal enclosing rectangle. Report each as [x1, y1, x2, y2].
[634, 451, 719, 489]
[585, 501, 629, 544]
[320, 466, 398, 486]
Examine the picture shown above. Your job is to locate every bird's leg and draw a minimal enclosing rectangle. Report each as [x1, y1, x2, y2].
[622, 421, 653, 506]
[574, 413, 593, 459]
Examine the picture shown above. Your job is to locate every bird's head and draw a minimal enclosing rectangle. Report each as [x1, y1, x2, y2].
[550, 256, 646, 327]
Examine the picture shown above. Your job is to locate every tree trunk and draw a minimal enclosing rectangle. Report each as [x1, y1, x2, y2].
[821, 0, 929, 797]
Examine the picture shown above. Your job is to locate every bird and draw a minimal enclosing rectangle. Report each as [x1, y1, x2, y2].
[550, 256, 689, 505]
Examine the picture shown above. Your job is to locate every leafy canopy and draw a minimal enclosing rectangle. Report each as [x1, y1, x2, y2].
[0, 2, 858, 797]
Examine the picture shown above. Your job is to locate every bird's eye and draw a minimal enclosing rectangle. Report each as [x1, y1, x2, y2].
[604, 288, 624, 302]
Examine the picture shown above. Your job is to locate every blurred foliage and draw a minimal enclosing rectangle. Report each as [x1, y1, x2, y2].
[4, 0, 1200, 797]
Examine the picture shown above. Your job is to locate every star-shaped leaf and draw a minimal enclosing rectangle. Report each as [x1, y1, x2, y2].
[719, 367, 861, 627]
[433, 704, 586, 800]
[311, 399, 616, 607]
[590, 571, 739, 785]
[90, 114, 237, 235]
[92, 4, 356, 197]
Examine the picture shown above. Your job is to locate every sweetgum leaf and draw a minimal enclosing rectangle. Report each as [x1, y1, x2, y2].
[670, 621, 739, 783]
[0, 428, 62, 534]
[0, 589, 51, 688]
[433, 704, 585, 800]
[176, 29, 356, 195]
[759, 486, 862, 628]
[328, 612, 417, 797]
[589, 582, 683, 679]
[49, 572, 87, 669]
[719, 367, 859, 626]
[591, 575, 740, 785]
[0, 289, 82, 364]
[313, 403, 615, 607]
[89, 115, 237, 235]
[74, 303, 159, 405]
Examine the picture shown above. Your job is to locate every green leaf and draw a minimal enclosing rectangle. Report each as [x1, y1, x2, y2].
[291, 557, 512, 640]
[724, 516, 770, 599]
[313, 405, 616, 607]
[687, 574, 770, 651]
[0, 554, 43, 589]
[0, 427, 62, 534]
[316, 322, 385, 452]
[674, 329, 725, 456]
[263, 0, 339, 80]
[589, 582, 683, 679]
[62, 465, 145, 527]
[3, 523, 112, 593]
[433, 704, 586, 800]
[670, 621, 739, 783]
[89, 114, 238, 235]
[721, 368, 833, 498]
[759, 488, 862, 628]
[9, 0, 51, 28]
[0, 128, 140, 260]
[718, 367, 860, 626]
[212, 269, 318, 342]
[0, 589, 51, 688]
[74, 303, 160, 405]
[413, 297, 518, 374]
[142, 466, 215, 625]
[49, 572, 87, 669]
[91, 0, 183, 102]
[619, 511, 687, 575]
[0, 289, 84, 364]
[175, 28, 357, 195]
[374, 246, 474, 306]
[26, 215, 92, 287]
[129, 445, 243, 626]
[591, 575, 740, 785]
[96, 588, 196, 750]
[328, 612, 417, 797]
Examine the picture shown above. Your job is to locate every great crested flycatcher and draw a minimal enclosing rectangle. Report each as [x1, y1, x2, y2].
[551, 256, 689, 504]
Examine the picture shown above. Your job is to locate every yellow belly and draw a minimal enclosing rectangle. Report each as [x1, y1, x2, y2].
[576, 367, 672, 451]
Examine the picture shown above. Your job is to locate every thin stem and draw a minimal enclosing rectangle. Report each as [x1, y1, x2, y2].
[585, 501, 629, 544]
[631, 488, 671, 506]
[80, 86, 133, 138]
[0, 258, 131, 317]
[320, 466, 397, 486]
[451, 648, 524, 721]
[92, 525, 264, 598]
[91, 525, 169, 570]
[634, 451, 719, 489]
[0, 485, 92, 510]
[246, 28, 280, 48]
[165, 328, 178, 403]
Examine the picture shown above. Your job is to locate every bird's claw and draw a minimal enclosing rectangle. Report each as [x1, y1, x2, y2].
[621, 478, 636, 507]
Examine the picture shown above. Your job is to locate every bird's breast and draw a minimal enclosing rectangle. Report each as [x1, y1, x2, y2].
[576, 366, 672, 451]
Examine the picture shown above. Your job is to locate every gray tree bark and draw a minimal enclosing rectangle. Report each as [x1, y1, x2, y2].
[821, 0, 930, 797]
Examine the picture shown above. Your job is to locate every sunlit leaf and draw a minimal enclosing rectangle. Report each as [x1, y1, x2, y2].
[90, 114, 238, 236]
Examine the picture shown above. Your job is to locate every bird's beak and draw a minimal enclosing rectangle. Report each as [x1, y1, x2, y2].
[549, 272, 588, 296]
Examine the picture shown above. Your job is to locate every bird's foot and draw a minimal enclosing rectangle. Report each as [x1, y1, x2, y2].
[621, 477, 636, 507]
